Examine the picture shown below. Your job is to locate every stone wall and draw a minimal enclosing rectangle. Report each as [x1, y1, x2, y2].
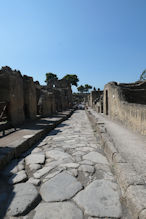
[0, 66, 73, 126]
[87, 89, 103, 113]
[53, 90, 62, 112]
[55, 79, 73, 109]
[94, 96, 103, 113]
[0, 67, 25, 125]
[37, 90, 56, 117]
[103, 81, 146, 135]
[46, 78, 73, 111]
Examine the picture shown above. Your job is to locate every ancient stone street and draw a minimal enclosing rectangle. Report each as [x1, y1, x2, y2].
[1, 110, 129, 219]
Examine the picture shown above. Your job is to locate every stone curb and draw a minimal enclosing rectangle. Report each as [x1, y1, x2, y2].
[86, 108, 146, 219]
[0, 109, 74, 170]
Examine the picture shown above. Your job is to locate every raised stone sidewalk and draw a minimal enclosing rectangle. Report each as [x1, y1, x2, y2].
[87, 108, 146, 219]
[0, 110, 74, 170]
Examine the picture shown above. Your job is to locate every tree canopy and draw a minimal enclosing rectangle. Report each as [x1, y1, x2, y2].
[77, 85, 85, 93]
[77, 84, 92, 93]
[45, 73, 58, 85]
[140, 69, 146, 81]
[63, 74, 79, 87]
[84, 84, 92, 92]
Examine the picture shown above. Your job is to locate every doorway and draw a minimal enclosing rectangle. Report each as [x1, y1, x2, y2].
[105, 90, 108, 115]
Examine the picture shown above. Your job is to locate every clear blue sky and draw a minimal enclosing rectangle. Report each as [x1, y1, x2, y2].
[0, 0, 146, 91]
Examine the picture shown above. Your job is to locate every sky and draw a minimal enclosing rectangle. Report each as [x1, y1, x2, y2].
[0, 0, 146, 92]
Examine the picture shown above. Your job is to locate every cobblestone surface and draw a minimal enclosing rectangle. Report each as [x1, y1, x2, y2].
[0, 110, 129, 219]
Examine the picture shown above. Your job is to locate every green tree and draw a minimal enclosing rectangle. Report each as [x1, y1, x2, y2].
[77, 85, 85, 93]
[140, 69, 146, 81]
[45, 73, 58, 85]
[84, 84, 92, 93]
[63, 74, 79, 86]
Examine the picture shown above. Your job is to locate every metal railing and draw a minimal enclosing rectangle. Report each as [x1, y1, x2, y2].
[0, 102, 8, 121]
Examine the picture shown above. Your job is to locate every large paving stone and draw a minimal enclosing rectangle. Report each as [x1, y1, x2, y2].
[28, 177, 41, 186]
[60, 162, 79, 168]
[87, 143, 98, 149]
[63, 145, 77, 149]
[74, 155, 82, 162]
[125, 185, 146, 219]
[45, 150, 73, 161]
[74, 179, 122, 218]
[33, 165, 55, 179]
[78, 165, 95, 173]
[73, 151, 86, 156]
[95, 164, 114, 180]
[40, 172, 82, 202]
[29, 164, 41, 171]
[79, 160, 94, 166]
[77, 147, 94, 152]
[83, 152, 108, 164]
[31, 148, 42, 153]
[67, 169, 78, 177]
[17, 162, 25, 171]
[33, 160, 64, 179]
[45, 158, 54, 163]
[25, 153, 45, 165]
[8, 170, 27, 184]
[33, 202, 83, 219]
[139, 209, 146, 219]
[43, 170, 62, 182]
[51, 147, 65, 152]
[7, 183, 39, 216]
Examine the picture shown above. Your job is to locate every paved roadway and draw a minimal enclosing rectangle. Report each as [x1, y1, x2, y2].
[0, 110, 129, 219]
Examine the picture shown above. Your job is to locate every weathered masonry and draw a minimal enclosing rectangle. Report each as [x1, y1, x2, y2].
[0, 67, 25, 125]
[87, 89, 103, 113]
[86, 80, 146, 135]
[103, 81, 146, 135]
[0, 66, 73, 128]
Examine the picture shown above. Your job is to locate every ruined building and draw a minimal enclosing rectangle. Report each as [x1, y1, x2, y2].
[0, 66, 25, 125]
[87, 89, 103, 113]
[104, 81, 146, 135]
[35, 82, 56, 117]
[0, 66, 73, 127]
[45, 78, 73, 111]
[87, 80, 146, 135]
